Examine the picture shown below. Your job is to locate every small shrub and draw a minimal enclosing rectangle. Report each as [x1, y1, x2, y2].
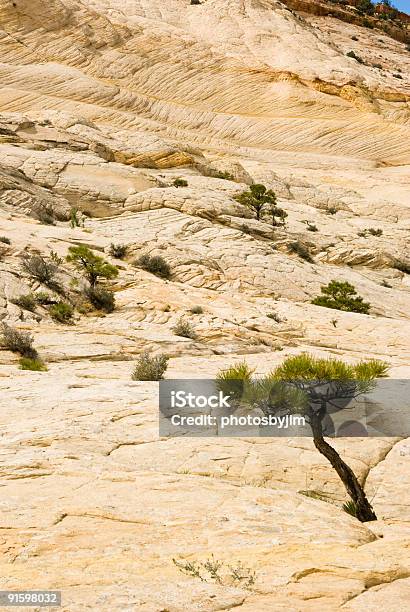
[393, 73, 403, 79]
[173, 556, 255, 589]
[173, 178, 188, 187]
[11, 294, 37, 312]
[346, 50, 364, 63]
[136, 254, 171, 279]
[358, 228, 383, 238]
[216, 361, 255, 402]
[189, 305, 204, 315]
[70, 207, 83, 228]
[325, 206, 338, 215]
[109, 243, 128, 259]
[214, 170, 234, 180]
[21, 255, 59, 287]
[312, 280, 370, 314]
[342, 500, 358, 517]
[393, 260, 410, 274]
[381, 279, 392, 288]
[306, 222, 318, 232]
[1, 323, 38, 358]
[172, 317, 197, 339]
[36, 205, 55, 225]
[288, 241, 314, 263]
[0, 236, 11, 244]
[19, 357, 48, 372]
[132, 350, 169, 381]
[49, 302, 74, 323]
[85, 286, 115, 313]
[34, 291, 56, 305]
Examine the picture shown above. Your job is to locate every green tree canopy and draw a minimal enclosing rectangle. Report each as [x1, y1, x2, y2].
[235, 184, 278, 221]
[312, 280, 370, 314]
[66, 245, 118, 287]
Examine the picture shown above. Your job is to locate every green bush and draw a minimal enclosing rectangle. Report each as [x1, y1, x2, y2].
[85, 286, 115, 313]
[49, 302, 74, 323]
[109, 243, 128, 259]
[132, 350, 169, 381]
[35, 291, 56, 305]
[70, 207, 82, 228]
[19, 357, 48, 372]
[216, 361, 255, 402]
[172, 317, 197, 339]
[136, 254, 171, 279]
[1, 323, 38, 358]
[312, 280, 370, 314]
[214, 170, 234, 180]
[11, 294, 37, 312]
[173, 178, 188, 187]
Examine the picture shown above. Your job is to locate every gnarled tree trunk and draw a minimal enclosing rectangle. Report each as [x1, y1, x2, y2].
[310, 413, 377, 522]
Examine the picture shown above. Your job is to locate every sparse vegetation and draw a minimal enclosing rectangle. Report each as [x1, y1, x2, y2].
[1, 323, 38, 359]
[19, 357, 48, 372]
[36, 205, 55, 225]
[325, 206, 338, 215]
[173, 556, 255, 589]
[35, 291, 56, 305]
[358, 228, 383, 237]
[132, 350, 169, 381]
[21, 254, 59, 288]
[288, 241, 314, 263]
[85, 286, 115, 313]
[49, 302, 74, 323]
[172, 317, 197, 339]
[189, 305, 204, 315]
[235, 184, 277, 221]
[213, 170, 234, 180]
[136, 254, 171, 279]
[70, 207, 83, 228]
[312, 280, 370, 314]
[67, 245, 118, 287]
[11, 294, 37, 312]
[216, 361, 255, 401]
[0, 236, 11, 244]
[173, 178, 188, 187]
[109, 243, 128, 259]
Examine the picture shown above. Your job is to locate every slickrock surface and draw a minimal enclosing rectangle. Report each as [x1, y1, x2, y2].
[0, 1, 409, 610]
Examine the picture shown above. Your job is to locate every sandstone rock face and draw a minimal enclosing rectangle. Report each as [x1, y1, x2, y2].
[0, 1, 410, 610]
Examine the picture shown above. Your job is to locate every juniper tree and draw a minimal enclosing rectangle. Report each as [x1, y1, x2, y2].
[217, 354, 389, 522]
[66, 245, 118, 287]
[312, 280, 370, 314]
[235, 184, 277, 221]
